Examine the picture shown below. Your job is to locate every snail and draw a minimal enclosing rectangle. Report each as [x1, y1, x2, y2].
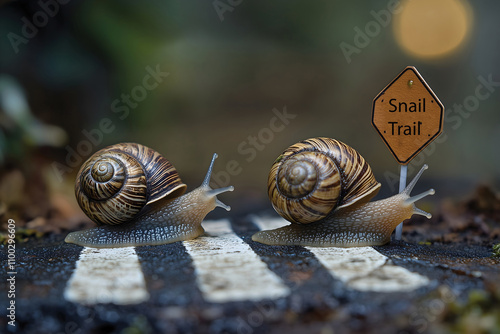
[65, 143, 234, 248]
[252, 137, 435, 247]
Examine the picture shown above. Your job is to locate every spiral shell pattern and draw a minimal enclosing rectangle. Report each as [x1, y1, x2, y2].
[268, 137, 381, 224]
[75, 143, 187, 226]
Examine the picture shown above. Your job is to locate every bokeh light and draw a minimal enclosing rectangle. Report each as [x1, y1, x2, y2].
[393, 0, 473, 60]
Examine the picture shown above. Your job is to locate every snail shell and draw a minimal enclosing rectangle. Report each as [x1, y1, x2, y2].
[75, 143, 187, 226]
[253, 137, 435, 247]
[268, 137, 381, 224]
[66, 143, 233, 248]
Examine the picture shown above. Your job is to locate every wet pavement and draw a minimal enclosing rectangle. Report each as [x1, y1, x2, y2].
[1, 215, 499, 334]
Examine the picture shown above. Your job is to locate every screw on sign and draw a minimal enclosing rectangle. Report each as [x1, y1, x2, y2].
[372, 66, 444, 239]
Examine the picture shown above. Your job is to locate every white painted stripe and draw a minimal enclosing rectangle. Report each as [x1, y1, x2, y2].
[305, 246, 429, 292]
[64, 247, 149, 305]
[252, 216, 429, 292]
[252, 215, 289, 230]
[184, 219, 290, 303]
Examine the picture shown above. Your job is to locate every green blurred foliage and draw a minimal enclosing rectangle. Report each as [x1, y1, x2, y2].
[0, 0, 499, 213]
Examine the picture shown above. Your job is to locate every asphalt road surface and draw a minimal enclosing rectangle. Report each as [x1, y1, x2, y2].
[1, 215, 499, 334]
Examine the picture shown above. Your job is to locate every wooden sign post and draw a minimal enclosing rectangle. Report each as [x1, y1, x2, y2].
[372, 66, 444, 239]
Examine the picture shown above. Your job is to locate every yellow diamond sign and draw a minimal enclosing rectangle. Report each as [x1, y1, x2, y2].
[372, 66, 444, 165]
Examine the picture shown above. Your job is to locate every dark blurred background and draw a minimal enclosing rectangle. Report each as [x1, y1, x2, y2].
[0, 0, 499, 232]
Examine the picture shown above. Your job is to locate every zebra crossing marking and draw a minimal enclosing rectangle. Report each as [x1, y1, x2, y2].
[251, 216, 430, 292]
[183, 219, 290, 303]
[64, 247, 149, 305]
[64, 215, 427, 306]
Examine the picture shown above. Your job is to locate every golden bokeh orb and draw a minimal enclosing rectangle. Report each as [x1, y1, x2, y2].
[393, 0, 473, 60]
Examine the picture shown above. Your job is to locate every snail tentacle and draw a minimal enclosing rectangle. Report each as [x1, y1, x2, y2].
[66, 144, 233, 248]
[253, 137, 435, 247]
[401, 164, 435, 217]
[200, 153, 234, 209]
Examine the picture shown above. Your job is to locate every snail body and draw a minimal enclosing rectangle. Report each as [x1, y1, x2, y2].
[65, 143, 233, 248]
[252, 137, 434, 247]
